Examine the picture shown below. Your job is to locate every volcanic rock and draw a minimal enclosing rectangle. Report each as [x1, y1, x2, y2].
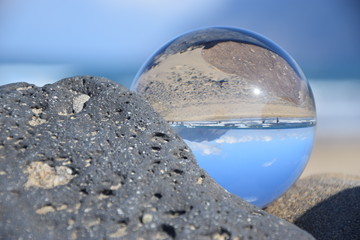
[0, 76, 314, 239]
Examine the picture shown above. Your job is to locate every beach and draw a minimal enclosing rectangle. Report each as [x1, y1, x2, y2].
[301, 136, 360, 178]
[135, 43, 315, 122]
[300, 79, 360, 178]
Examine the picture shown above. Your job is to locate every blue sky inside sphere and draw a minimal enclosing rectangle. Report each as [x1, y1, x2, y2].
[182, 127, 315, 207]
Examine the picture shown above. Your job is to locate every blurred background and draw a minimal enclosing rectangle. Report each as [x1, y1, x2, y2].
[1, 0, 359, 176]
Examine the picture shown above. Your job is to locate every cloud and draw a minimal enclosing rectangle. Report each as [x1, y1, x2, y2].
[262, 158, 278, 167]
[185, 140, 221, 156]
[215, 134, 273, 144]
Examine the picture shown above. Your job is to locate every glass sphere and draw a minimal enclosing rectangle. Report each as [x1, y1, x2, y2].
[132, 27, 316, 207]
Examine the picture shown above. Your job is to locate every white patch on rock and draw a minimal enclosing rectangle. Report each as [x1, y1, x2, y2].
[25, 161, 75, 189]
[73, 94, 90, 113]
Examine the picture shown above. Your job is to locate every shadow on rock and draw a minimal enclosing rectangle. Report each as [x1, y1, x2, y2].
[295, 186, 360, 240]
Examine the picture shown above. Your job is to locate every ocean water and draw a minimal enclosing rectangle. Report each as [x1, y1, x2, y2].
[174, 121, 315, 207]
[309, 79, 360, 138]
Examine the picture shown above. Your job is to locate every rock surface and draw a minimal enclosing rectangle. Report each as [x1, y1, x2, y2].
[0, 76, 314, 239]
[266, 174, 360, 240]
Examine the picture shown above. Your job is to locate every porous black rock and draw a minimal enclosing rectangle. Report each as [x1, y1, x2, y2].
[0, 76, 314, 239]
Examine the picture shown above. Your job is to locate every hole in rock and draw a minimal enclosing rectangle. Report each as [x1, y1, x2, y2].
[101, 189, 114, 196]
[80, 188, 89, 195]
[152, 132, 170, 142]
[167, 210, 186, 216]
[161, 224, 176, 239]
[151, 146, 161, 152]
[172, 169, 184, 175]
[154, 193, 162, 199]
[213, 227, 231, 240]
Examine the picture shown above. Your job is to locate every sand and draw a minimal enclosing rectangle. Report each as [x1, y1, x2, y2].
[300, 136, 360, 178]
[265, 173, 360, 240]
[135, 43, 315, 122]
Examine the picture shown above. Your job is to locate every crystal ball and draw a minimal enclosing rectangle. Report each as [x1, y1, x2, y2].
[131, 27, 316, 207]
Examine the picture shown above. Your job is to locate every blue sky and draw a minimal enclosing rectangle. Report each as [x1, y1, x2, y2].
[185, 127, 315, 207]
[1, 0, 359, 86]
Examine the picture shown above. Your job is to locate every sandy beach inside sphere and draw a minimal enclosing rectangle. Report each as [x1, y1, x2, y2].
[135, 42, 315, 122]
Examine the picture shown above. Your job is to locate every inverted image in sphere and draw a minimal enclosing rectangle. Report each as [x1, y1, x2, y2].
[132, 27, 315, 123]
[132, 27, 316, 207]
